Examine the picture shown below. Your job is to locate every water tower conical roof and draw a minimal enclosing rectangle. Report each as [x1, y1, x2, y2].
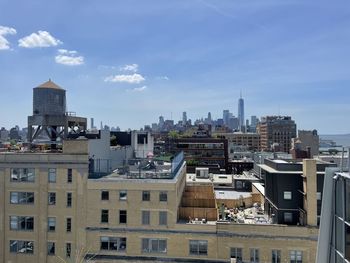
[36, 79, 64, 90]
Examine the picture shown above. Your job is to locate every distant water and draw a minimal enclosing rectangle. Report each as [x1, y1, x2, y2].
[320, 134, 350, 148]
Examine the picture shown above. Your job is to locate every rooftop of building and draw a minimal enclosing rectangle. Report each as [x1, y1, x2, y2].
[36, 79, 64, 90]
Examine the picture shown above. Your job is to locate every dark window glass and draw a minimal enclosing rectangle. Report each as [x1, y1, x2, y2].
[48, 192, 56, 205]
[119, 210, 127, 224]
[142, 211, 150, 225]
[101, 191, 109, 201]
[142, 191, 150, 201]
[101, 210, 109, 223]
[119, 190, 127, 201]
[230, 247, 242, 261]
[159, 211, 167, 225]
[67, 193, 72, 207]
[67, 169, 72, 183]
[100, 237, 126, 251]
[66, 218, 72, 232]
[10, 168, 35, 182]
[189, 240, 207, 255]
[336, 179, 344, 218]
[272, 249, 281, 263]
[159, 191, 168, 202]
[66, 243, 71, 258]
[47, 242, 55, 255]
[48, 217, 56, 232]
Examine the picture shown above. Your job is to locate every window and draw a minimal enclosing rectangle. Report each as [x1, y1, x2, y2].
[189, 240, 208, 255]
[250, 248, 259, 263]
[47, 242, 55, 255]
[142, 191, 150, 201]
[10, 240, 34, 254]
[67, 169, 72, 183]
[159, 211, 167, 225]
[316, 192, 322, 201]
[159, 191, 168, 202]
[142, 238, 167, 253]
[48, 217, 56, 232]
[48, 192, 56, 205]
[284, 191, 292, 200]
[230, 247, 242, 262]
[66, 243, 71, 258]
[48, 168, 56, 183]
[100, 237, 126, 251]
[10, 216, 34, 231]
[10, 168, 35, 182]
[290, 250, 302, 263]
[101, 210, 109, 223]
[101, 191, 109, 201]
[142, 211, 150, 225]
[119, 190, 127, 201]
[67, 192, 72, 207]
[66, 218, 72, 232]
[284, 212, 293, 223]
[272, 249, 281, 263]
[119, 210, 127, 224]
[10, 192, 34, 204]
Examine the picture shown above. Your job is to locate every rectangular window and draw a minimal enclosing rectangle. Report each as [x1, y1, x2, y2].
[100, 237, 126, 251]
[47, 242, 55, 255]
[284, 212, 293, 223]
[316, 192, 322, 201]
[66, 243, 71, 258]
[10, 168, 35, 182]
[48, 168, 56, 183]
[48, 217, 56, 232]
[142, 191, 150, 201]
[189, 240, 208, 255]
[119, 190, 127, 201]
[230, 247, 242, 261]
[101, 210, 109, 223]
[10, 192, 34, 204]
[289, 250, 302, 263]
[250, 248, 259, 263]
[67, 169, 72, 183]
[159, 191, 168, 202]
[48, 192, 56, 205]
[284, 191, 292, 200]
[10, 240, 34, 254]
[159, 211, 167, 225]
[10, 216, 34, 231]
[142, 238, 167, 253]
[67, 192, 72, 207]
[119, 210, 127, 224]
[101, 190, 109, 201]
[66, 218, 72, 232]
[272, 249, 281, 263]
[142, 211, 150, 225]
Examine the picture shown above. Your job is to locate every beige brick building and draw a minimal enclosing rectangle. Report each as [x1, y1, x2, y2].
[0, 140, 319, 263]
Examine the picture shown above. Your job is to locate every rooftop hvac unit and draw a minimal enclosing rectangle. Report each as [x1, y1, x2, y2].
[195, 167, 209, 178]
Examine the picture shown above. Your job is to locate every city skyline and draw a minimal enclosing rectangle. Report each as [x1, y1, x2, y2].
[1, 1, 350, 134]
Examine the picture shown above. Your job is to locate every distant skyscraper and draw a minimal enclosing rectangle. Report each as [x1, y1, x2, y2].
[223, 110, 230, 125]
[159, 116, 165, 129]
[182, 112, 187, 125]
[251, 116, 258, 127]
[238, 92, 244, 131]
[90, 118, 94, 129]
[207, 112, 212, 122]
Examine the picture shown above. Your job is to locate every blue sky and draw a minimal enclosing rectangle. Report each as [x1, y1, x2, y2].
[0, 0, 349, 134]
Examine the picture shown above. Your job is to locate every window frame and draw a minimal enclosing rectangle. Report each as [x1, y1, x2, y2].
[142, 211, 150, 225]
[101, 190, 109, 201]
[100, 236, 126, 251]
[10, 168, 35, 183]
[159, 211, 167, 226]
[48, 168, 56, 183]
[67, 169, 73, 183]
[101, 209, 109, 223]
[189, 240, 208, 256]
[283, 191, 292, 200]
[48, 217, 56, 232]
[67, 192, 72, 207]
[119, 210, 127, 224]
[119, 190, 127, 201]
[47, 241, 56, 256]
[142, 238, 167, 254]
[48, 192, 56, 205]
[159, 191, 168, 202]
[142, 191, 150, 201]
[66, 217, 72, 232]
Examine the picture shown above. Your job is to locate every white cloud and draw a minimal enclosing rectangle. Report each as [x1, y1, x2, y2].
[156, 76, 169, 80]
[104, 73, 145, 84]
[132, 86, 147, 92]
[120, 63, 138, 72]
[0, 26, 17, 50]
[55, 49, 84, 66]
[18, 30, 62, 48]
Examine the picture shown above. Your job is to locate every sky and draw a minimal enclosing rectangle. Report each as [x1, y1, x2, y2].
[0, 0, 350, 134]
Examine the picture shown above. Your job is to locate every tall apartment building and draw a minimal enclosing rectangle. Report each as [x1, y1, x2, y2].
[0, 143, 322, 263]
[297, 130, 319, 157]
[257, 116, 297, 153]
[259, 158, 336, 225]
